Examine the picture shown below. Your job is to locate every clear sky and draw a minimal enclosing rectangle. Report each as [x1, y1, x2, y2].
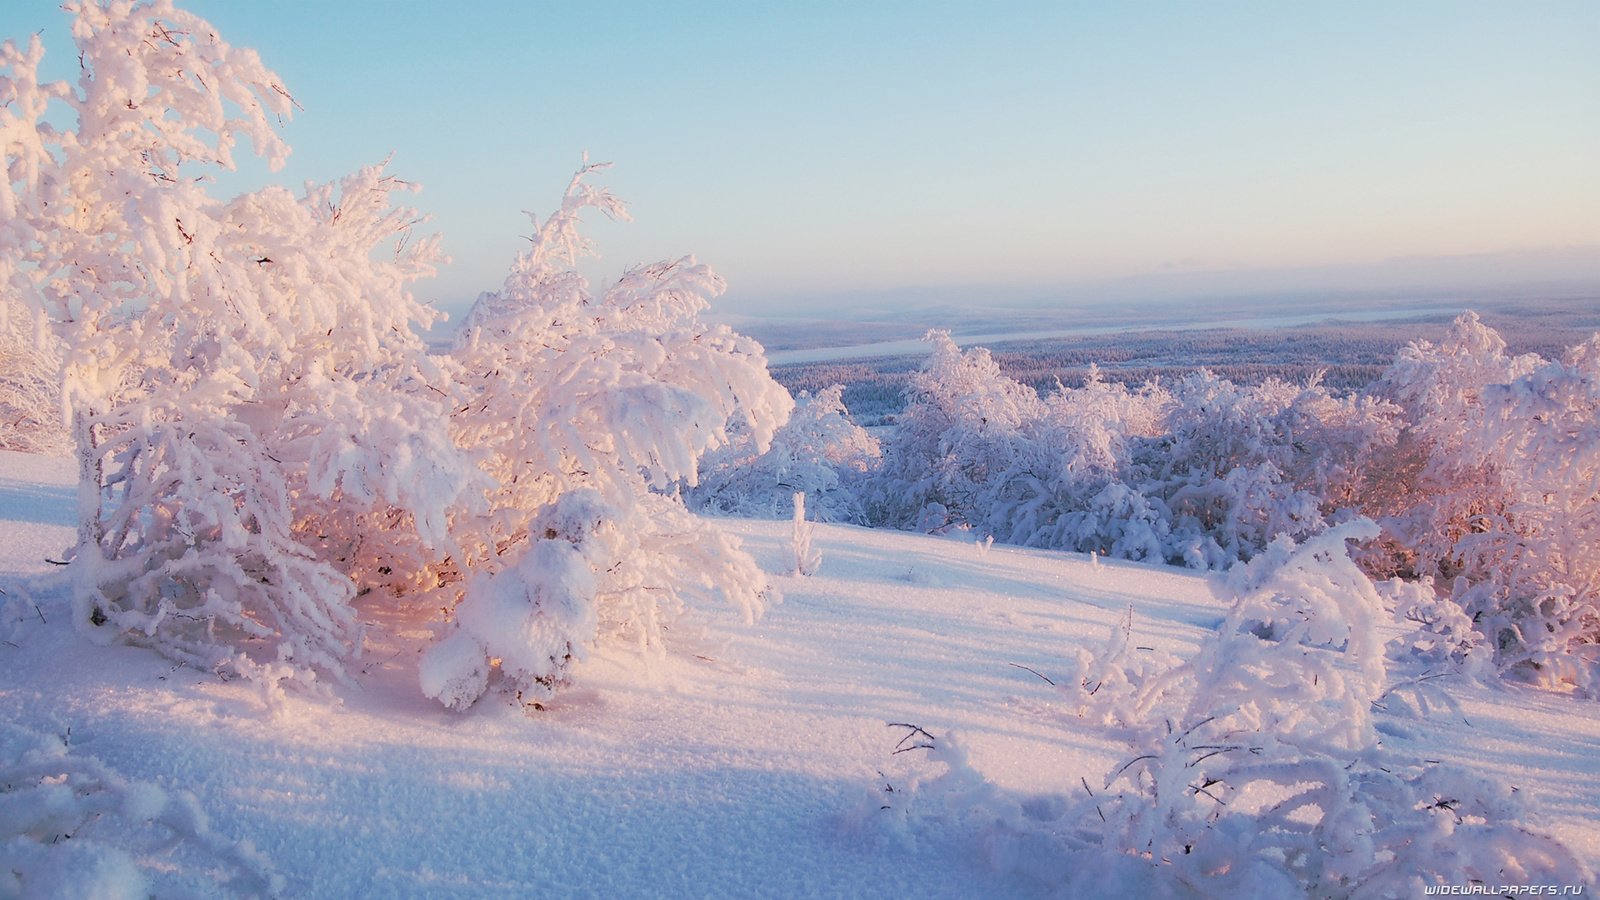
[4, 1, 1598, 318]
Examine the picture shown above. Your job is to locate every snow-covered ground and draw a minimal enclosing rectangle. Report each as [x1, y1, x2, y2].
[761, 305, 1460, 366]
[2, 449, 1596, 897]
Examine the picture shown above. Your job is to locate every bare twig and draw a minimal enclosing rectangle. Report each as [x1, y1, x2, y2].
[268, 82, 305, 112]
[1009, 662, 1056, 686]
[359, 649, 402, 676]
[1191, 779, 1227, 805]
[1109, 753, 1158, 783]
[1187, 747, 1240, 768]
[1080, 776, 1106, 822]
[1172, 715, 1217, 746]
[887, 722, 937, 754]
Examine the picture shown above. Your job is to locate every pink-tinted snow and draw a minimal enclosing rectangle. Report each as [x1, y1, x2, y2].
[1, 450, 1595, 896]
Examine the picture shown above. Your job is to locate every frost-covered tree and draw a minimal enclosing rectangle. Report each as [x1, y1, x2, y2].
[1372, 313, 1600, 694]
[1369, 312, 1538, 579]
[971, 368, 1168, 554]
[691, 383, 880, 523]
[868, 331, 1045, 532]
[0, 1, 483, 688]
[1458, 336, 1600, 692]
[1119, 370, 1399, 569]
[0, 312, 66, 453]
[421, 162, 793, 709]
[5, 4, 790, 704]
[867, 336, 1397, 569]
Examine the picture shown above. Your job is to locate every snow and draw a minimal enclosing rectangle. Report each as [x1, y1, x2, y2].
[2, 449, 1596, 896]
[763, 306, 1459, 366]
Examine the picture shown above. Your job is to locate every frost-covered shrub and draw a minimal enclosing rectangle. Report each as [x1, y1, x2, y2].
[691, 384, 879, 523]
[420, 163, 791, 709]
[1369, 312, 1537, 579]
[1068, 482, 1171, 562]
[1383, 576, 1495, 681]
[67, 161, 473, 679]
[1371, 313, 1600, 694]
[956, 367, 1164, 553]
[1, 1, 478, 687]
[868, 520, 1588, 894]
[421, 493, 602, 710]
[1127, 370, 1398, 570]
[867, 336, 1171, 552]
[1455, 336, 1600, 694]
[4, 4, 787, 706]
[867, 338, 1397, 571]
[868, 331, 1045, 530]
[1053, 606, 1179, 728]
[1, 724, 280, 897]
[1272, 375, 1403, 511]
[74, 415, 364, 680]
[1108, 520, 1393, 775]
[789, 491, 822, 576]
[0, 317, 66, 454]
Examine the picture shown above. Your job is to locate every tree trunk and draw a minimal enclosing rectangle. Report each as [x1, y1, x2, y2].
[71, 405, 104, 557]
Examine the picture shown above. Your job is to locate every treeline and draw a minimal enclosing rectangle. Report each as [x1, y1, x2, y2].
[769, 311, 1599, 424]
[697, 312, 1600, 697]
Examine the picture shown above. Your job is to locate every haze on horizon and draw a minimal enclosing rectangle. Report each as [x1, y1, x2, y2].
[4, 0, 1596, 319]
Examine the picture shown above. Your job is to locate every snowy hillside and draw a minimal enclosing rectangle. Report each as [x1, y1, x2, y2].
[4, 3, 1597, 896]
[2, 449, 1595, 897]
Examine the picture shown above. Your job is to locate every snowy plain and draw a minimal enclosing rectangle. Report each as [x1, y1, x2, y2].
[2, 449, 1597, 897]
[760, 304, 1464, 366]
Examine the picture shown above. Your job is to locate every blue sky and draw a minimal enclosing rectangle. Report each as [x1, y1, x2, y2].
[4, 1, 1597, 318]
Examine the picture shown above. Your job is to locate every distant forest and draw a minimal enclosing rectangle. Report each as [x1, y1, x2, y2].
[771, 300, 1600, 424]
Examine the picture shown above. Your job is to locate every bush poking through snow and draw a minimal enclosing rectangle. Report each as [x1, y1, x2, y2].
[790, 492, 822, 577]
[873, 520, 1589, 894]
[1054, 606, 1179, 729]
[1374, 314, 1600, 694]
[690, 385, 879, 524]
[0, 581, 47, 647]
[1382, 576, 1495, 683]
[425, 163, 789, 708]
[3, 1, 476, 688]
[0, 724, 280, 897]
[2, 5, 786, 705]
[421, 493, 603, 710]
